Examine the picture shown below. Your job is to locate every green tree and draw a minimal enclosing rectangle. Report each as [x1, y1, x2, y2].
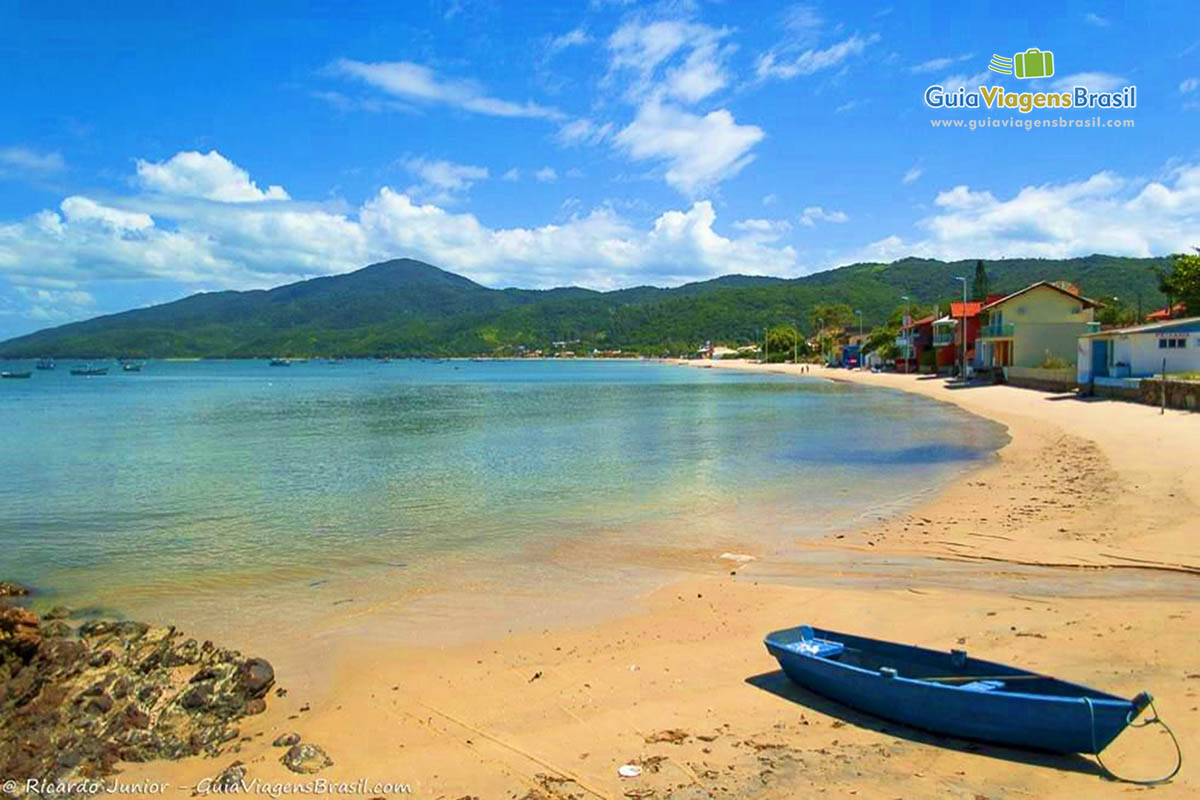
[971, 260, 990, 302]
[766, 326, 806, 362]
[1158, 251, 1200, 318]
[1096, 296, 1138, 327]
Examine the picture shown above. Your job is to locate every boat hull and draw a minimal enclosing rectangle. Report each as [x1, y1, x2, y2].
[765, 626, 1136, 754]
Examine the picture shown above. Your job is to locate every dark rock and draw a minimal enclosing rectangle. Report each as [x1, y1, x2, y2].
[281, 743, 333, 774]
[78, 620, 116, 638]
[83, 692, 114, 714]
[0, 580, 30, 597]
[41, 620, 72, 638]
[235, 658, 275, 699]
[179, 682, 214, 711]
[0, 604, 41, 662]
[272, 732, 301, 747]
[44, 606, 71, 620]
[211, 762, 247, 793]
[0, 603, 276, 790]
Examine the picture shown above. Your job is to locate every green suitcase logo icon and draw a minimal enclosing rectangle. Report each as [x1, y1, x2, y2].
[1013, 48, 1054, 79]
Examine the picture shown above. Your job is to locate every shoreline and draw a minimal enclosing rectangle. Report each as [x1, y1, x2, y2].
[31, 363, 1200, 798]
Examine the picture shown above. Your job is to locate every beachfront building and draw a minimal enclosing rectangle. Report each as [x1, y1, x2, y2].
[977, 282, 1099, 382]
[1077, 317, 1200, 385]
[897, 314, 936, 372]
[931, 301, 983, 375]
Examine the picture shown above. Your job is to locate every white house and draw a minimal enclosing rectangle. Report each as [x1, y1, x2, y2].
[1077, 316, 1200, 385]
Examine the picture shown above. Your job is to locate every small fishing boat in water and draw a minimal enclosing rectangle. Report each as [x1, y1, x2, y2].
[268, 357, 291, 367]
[764, 625, 1180, 781]
[70, 365, 109, 376]
[36, 358, 55, 370]
[122, 362, 143, 372]
[1, 370, 32, 379]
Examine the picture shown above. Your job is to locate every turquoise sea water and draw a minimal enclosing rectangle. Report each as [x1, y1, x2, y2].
[0, 359, 1006, 627]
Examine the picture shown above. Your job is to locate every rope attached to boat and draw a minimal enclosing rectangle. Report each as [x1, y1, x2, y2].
[1084, 696, 1182, 785]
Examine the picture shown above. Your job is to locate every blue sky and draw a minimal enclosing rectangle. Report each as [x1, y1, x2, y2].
[1, 0, 1198, 339]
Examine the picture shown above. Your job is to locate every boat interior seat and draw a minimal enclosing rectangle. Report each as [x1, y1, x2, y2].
[784, 639, 845, 658]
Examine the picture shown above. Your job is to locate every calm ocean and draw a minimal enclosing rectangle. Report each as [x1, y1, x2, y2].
[0, 359, 1006, 631]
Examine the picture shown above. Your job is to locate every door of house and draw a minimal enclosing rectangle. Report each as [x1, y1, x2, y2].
[1091, 339, 1109, 378]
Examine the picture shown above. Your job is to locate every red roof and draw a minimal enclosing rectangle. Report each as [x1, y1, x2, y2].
[1146, 303, 1187, 321]
[901, 314, 936, 330]
[949, 301, 983, 318]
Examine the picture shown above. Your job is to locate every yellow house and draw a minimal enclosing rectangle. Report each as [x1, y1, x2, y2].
[978, 282, 1099, 370]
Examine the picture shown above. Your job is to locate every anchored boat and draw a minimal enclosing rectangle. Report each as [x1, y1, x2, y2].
[764, 625, 1180, 781]
[70, 365, 109, 376]
[1, 370, 32, 379]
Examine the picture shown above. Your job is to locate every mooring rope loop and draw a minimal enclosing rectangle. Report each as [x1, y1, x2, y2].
[1085, 695, 1182, 785]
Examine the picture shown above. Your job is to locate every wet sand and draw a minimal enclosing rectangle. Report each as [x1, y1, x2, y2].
[113, 364, 1199, 799]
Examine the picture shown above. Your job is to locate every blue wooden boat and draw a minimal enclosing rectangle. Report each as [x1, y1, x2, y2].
[764, 626, 1169, 759]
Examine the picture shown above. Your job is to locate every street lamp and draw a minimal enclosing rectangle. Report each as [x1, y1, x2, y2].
[954, 276, 968, 381]
[900, 295, 911, 374]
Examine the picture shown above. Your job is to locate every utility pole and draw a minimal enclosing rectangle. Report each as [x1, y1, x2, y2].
[855, 310, 863, 370]
[954, 276, 968, 381]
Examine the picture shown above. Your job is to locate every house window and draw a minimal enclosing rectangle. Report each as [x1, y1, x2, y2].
[1159, 338, 1168, 349]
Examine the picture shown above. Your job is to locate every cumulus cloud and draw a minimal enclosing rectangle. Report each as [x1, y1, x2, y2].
[732, 217, 792, 241]
[607, 19, 733, 104]
[535, 166, 558, 183]
[613, 100, 763, 195]
[799, 206, 849, 227]
[402, 157, 488, 202]
[0, 146, 66, 174]
[0, 150, 804, 332]
[330, 59, 564, 120]
[136, 151, 289, 202]
[861, 165, 1200, 262]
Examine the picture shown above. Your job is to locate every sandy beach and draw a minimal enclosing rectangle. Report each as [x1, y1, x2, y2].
[74, 365, 1200, 798]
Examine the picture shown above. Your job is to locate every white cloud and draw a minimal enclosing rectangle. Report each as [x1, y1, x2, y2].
[331, 59, 564, 120]
[1083, 12, 1110, 27]
[902, 165, 923, 185]
[558, 118, 614, 146]
[756, 33, 880, 81]
[0, 150, 804, 324]
[60, 196, 154, 231]
[535, 166, 558, 183]
[136, 151, 289, 203]
[732, 217, 792, 241]
[834, 99, 863, 113]
[402, 157, 488, 202]
[799, 206, 848, 227]
[862, 165, 1200, 262]
[546, 27, 591, 58]
[1180, 77, 1200, 94]
[1047, 72, 1128, 92]
[607, 19, 733, 105]
[0, 147, 65, 174]
[613, 100, 763, 195]
[909, 53, 972, 74]
[501, 167, 520, 181]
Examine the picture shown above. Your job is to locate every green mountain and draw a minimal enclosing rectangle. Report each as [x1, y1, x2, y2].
[0, 255, 1169, 358]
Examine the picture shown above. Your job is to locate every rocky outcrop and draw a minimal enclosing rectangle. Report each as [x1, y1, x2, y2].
[0, 593, 275, 797]
[280, 743, 332, 774]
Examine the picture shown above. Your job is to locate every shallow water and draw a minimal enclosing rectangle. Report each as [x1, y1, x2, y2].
[1, 359, 1007, 634]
